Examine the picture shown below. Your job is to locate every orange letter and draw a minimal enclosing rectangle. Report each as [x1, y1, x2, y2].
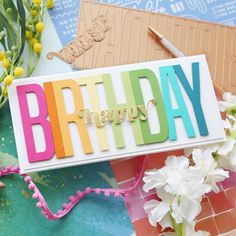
[44, 80, 93, 158]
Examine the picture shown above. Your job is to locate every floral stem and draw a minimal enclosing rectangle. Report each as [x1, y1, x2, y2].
[26, 53, 40, 77]
[181, 222, 186, 236]
[26, 45, 33, 75]
[168, 211, 187, 236]
[0, 96, 8, 109]
[169, 212, 181, 236]
[0, 72, 6, 83]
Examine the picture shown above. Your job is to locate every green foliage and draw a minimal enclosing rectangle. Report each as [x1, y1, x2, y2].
[3, 0, 18, 21]
[0, 0, 52, 109]
[15, 0, 26, 64]
[0, 10, 17, 49]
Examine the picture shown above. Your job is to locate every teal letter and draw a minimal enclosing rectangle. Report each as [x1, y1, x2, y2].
[173, 63, 208, 136]
[160, 66, 195, 141]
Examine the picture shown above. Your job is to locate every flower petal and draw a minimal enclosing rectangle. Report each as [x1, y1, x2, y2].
[180, 196, 201, 223]
[223, 92, 236, 103]
[156, 187, 175, 204]
[218, 101, 234, 111]
[151, 201, 170, 223]
[159, 214, 172, 230]
[143, 199, 160, 213]
[171, 197, 183, 224]
[192, 149, 203, 166]
[143, 180, 160, 192]
[165, 155, 189, 170]
[144, 200, 170, 227]
[218, 139, 236, 156]
[185, 222, 210, 236]
[230, 147, 236, 166]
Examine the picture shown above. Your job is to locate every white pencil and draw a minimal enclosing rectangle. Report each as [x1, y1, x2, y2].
[148, 26, 185, 58]
[148, 26, 224, 97]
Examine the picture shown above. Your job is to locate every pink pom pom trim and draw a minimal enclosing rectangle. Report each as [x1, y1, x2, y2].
[0, 156, 148, 220]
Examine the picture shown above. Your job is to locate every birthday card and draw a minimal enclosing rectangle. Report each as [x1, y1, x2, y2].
[8, 55, 225, 173]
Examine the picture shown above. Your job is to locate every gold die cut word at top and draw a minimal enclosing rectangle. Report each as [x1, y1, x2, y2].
[47, 15, 110, 65]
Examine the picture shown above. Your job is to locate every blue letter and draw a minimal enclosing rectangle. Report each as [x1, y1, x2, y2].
[173, 63, 208, 136]
[160, 66, 195, 141]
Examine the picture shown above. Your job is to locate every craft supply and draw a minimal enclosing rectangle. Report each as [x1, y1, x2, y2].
[47, 14, 110, 64]
[148, 26, 224, 97]
[8, 55, 225, 173]
[48, 0, 236, 94]
[0, 156, 147, 220]
[148, 26, 185, 58]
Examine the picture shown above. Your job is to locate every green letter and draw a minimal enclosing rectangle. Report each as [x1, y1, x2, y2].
[129, 69, 168, 144]
[103, 73, 144, 148]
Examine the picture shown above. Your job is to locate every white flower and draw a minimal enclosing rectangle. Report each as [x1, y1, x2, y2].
[163, 222, 210, 236]
[142, 154, 227, 231]
[218, 92, 236, 114]
[190, 149, 229, 192]
[217, 93, 236, 172]
[169, 179, 211, 223]
[143, 199, 171, 228]
[143, 156, 189, 192]
[184, 143, 219, 158]
[216, 118, 236, 172]
[143, 156, 212, 224]
[217, 148, 236, 172]
[156, 187, 175, 205]
[184, 222, 210, 236]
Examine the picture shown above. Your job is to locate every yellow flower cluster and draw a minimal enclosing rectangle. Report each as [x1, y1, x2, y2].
[2, 67, 25, 96]
[33, 0, 55, 9]
[0, 51, 4, 61]
[33, 0, 42, 5]
[4, 75, 14, 86]
[24, 0, 55, 56]
[36, 22, 44, 33]
[14, 67, 24, 77]
[2, 58, 10, 69]
[2, 67, 24, 87]
[0, 51, 24, 92]
[46, 0, 55, 9]
[34, 43, 42, 53]
[0, 0, 55, 101]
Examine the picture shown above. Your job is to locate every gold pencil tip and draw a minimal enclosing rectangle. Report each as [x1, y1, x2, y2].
[148, 26, 163, 40]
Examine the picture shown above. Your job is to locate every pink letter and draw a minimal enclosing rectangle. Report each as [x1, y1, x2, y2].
[17, 84, 54, 162]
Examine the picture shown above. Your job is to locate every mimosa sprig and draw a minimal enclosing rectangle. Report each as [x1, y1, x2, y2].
[0, 0, 54, 110]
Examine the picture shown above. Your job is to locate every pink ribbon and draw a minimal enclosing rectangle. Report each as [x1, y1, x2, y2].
[0, 156, 148, 220]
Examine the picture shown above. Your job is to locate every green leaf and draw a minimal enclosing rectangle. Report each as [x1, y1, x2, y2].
[0, 24, 7, 50]
[15, 0, 26, 65]
[22, 0, 31, 11]
[0, 19, 5, 49]
[3, 0, 18, 21]
[0, 11, 17, 49]
[0, 17, 3, 31]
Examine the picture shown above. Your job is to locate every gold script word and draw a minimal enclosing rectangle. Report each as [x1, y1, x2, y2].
[77, 99, 157, 128]
[47, 15, 110, 64]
